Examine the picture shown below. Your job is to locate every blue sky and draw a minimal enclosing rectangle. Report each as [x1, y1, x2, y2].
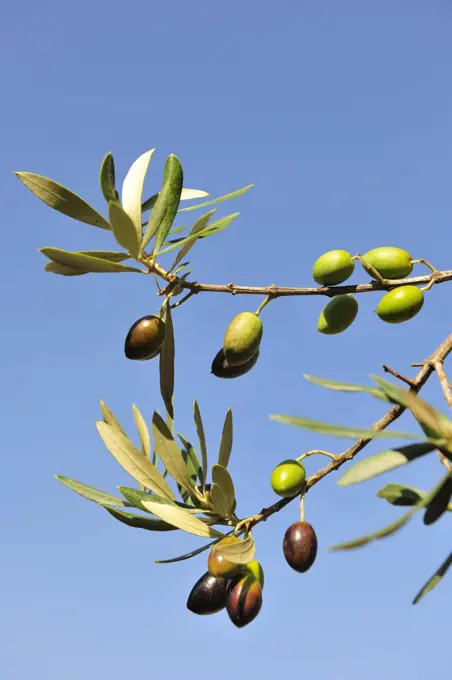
[1, 1, 452, 678]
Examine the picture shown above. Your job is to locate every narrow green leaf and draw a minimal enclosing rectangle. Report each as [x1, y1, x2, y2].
[159, 305, 175, 420]
[118, 486, 206, 515]
[193, 401, 208, 490]
[330, 472, 452, 551]
[424, 477, 452, 525]
[132, 404, 151, 458]
[108, 202, 140, 257]
[142, 498, 224, 538]
[16, 172, 110, 229]
[157, 213, 239, 256]
[45, 262, 86, 276]
[142, 179, 171, 249]
[55, 475, 127, 507]
[303, 374, 388, 401]
[154, 536, 225, 564]
[210, 484, 230, 517]
[168, 225, 187, 236]
[178, 434, 203, 487]
[142, 187, 209, 213]
[177, 184, 253, 213]
[218, 408, 233, 469]
[40, 248, 143, 274]
[413, 552, 452, 604]
[211, 465, 235, 514]
[100, 401, 126, 435]
[338, 443, 436, 486]
[169, 210, 216, 273]
[270, 414, 423, 441]
[121, 149, 154, 243]
[104, 507, 176, 531]
[152, 412, 195, 493]
[77, 250, 131, 262]
[96, 421, 175, 499]
[153, 154, 184, 253]
[376, 484, 425, 506]
[100, 152, 118, 203]
[214, 535, 255, 565]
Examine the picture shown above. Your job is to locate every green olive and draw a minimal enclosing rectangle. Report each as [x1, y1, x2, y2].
[208, 537, 245, 579]
[271, 459, 306, 498]
[223, 312, 263, 366]
[245, 560, 265, 589]
[317, 295, 358, 335]
[362, 247, 412, 280]
[376, 285, 424, 323]
[312, 250, 355, 285]
[124, 315, 166, 360]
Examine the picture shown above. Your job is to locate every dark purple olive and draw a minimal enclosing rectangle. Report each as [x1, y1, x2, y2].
[283, 521, 318, 573]
[124, 315, 166, 360]
[211, 348, 259, 379]
[186, 571, 229, 615]
[226, 574, 263, 628]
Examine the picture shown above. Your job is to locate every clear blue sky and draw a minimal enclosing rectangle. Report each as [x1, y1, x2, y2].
[1, 1, 451, 678]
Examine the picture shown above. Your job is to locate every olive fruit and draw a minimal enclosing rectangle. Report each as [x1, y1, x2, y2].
[208, 537, 245, 579]
[124, 315, 166, 360]
[283, 521, 318, 573]
[362, 247, 413, 280]
[226, 574, 263, 628]
[223, 312, 263, 366]
[186, 571, 229, 615]
[317, 294, 358, 335]
[245, 560, 265, 589]
[376, 285, 424, 324]
[211, 348, 260, 379]
[271, 459, 306, 498]
[312, 250, 355, 286]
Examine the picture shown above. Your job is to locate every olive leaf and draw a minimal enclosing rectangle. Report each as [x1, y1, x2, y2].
[45, 263, 86, 276]
[132, 404, 151, 458]
[141, 498, 224, 538]
[210, 484, 230, 517]
[330, 471, 452, 551]
[372, 376, 452, 442]
[211, 465, 235, 514]
[108, 202, 140, 257]
[118, 486, 207, 515]
[303, 374, 388, 401]
[154, 535, 230, 564]
[178, 434, 203, 487]
[16, 172, 111, 229]
[413, 552, 452, 604]
[96, 421, 175, 499]
[100, 152, 118, 203]
[337, 443, 437, 486]
[152, 412, 195, 493]
[121, 149, 154, 243]
[156, 213, 239, 256]
[169, 210, 216, 273]
[78, 250, 131, 262]
[218, 408, 233, 469]
[376, 484, 426, 507]
[214, 534, 255, 565]
[141, 187, 209, 213]
[423, 477, 452, 525]
[159, 305, 175, 420]
[55, 475, 127, 507]
[104, 507, 176, 531]
[153, 155, 184, 254]
[193, 401, 208, 490]
[177, 184, 253, 213]
[100, 400, 126, 435]
[40, 248, 144, 274]
[270, 414, 424, 441]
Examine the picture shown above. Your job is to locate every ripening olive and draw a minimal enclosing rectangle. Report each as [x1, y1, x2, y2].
[362, 247, 413, 280]
[376, 285, 424, 324]
[211, 348, 260, 379]
[245, 560, 265, 589]
[208, 537, 245, 579]
[124, 315, 166, 360]
[317, 295, 358, 335]
[312, 250, 355, 286]
[186, 571, 229, 615]
[223, 312, 263, 366]
[271, 460, 306, 498]
[226, 574, 263, 628]
[283, 521, 318, 573]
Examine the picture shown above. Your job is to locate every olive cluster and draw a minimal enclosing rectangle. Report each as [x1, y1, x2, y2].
[313, 246, 425, 334]
[187, 537, 264, 628]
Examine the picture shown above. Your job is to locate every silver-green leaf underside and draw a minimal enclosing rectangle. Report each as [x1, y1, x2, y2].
[303, 374, 388, 401]
[40, 248, 143, 274]
[177, 184, 253, 213]
[142, 498, 224, 538]
[108, 201, 140, 257]
[132, 404, 151, 458]
[141, 187, 209, 213]
[55, 475, 127, 507]
[211, 464, 235, 514]
[270, 414, 424, 441]
[105, 507, 177, 531]
[121, 149, 154, 242]
[152, 412, 195, 493]
[214, 535, 255, 565]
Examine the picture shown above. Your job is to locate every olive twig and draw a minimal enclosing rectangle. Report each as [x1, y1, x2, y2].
[296, 450, 337, 462]
[432, 360, 452, 409]
[382, 364, 417, 388]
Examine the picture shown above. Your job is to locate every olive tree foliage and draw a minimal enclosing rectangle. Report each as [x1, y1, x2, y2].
[16, 148, 452, 620]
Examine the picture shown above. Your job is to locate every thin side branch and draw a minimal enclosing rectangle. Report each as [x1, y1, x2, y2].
[433, 360, 452, 408]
